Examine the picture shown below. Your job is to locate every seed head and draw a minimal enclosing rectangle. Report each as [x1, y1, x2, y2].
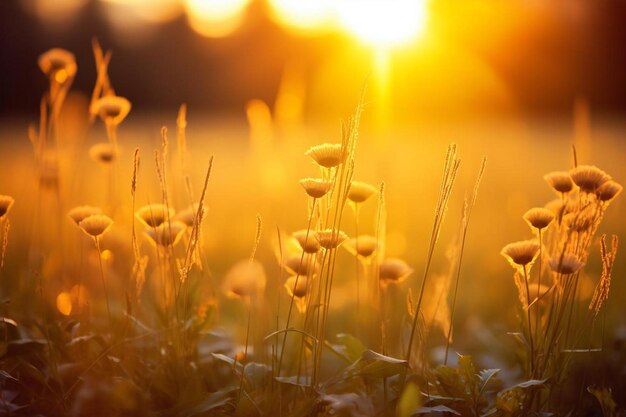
[379, 258, 413, 286]
[292, 230, 321, 253]
[38, 48, 77, 83]
[89, 142, 116, 164]
[135, 204, 175, 228]
[315, 229, 348, 249]
[78, 214, 113, 238]
[549, 252, 584, 275]
[68, 205, 103, 225]
[0, 195, 15, 219]
[523, 207, 555, 230]
[501, 240, 540, 268]
[144, 221, 186, 247]
[569, 165, 611, 193]
[305, 143, 344, 168]
[344, 235, 378, 258]
[299, 178, 333, 199]
[544, 171, 573, 194]
[90, 95, 132, 126]
[347, 181, 378, 203]
[596, 180, 622, 203]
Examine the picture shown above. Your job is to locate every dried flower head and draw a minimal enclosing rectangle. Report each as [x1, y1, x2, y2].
[563, 208, 595, 232]
[596, 180, 623, 203]
[300, 178, 333, 199]
[501, 240, 540, 268]
[223, 259, 266, 299]
[347, 181, 378, 203]
[135, 204, 176, 228]
[315, 229, 348, 249]
[89, 142, 116, 164]
[144, 221, 186, 247]
[285, 275, 308, 299]
[544, 171, 574, 194]
[38, 48, 77, 83]
[305, 143, 344, 168]
[90, 95, 132, 126]
[0, 195, 15, 219]
[174, 203, 204, 227]
[68, 205, 103, 225]
[549, 252, 584, 275]
[344, 235, 378, 258]
[523, 207, 555, 230]
[379, 258, 413, 286]
[78, 214, 113, 238]
[569, 165, 611, 193]
[292, 230, 321, 253]
[283, 254, 318, 276]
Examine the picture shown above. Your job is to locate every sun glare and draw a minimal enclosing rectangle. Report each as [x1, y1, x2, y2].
[336, 0, 428, 47]
[267, 0, 334, 34]
[184, 0, 250, 38]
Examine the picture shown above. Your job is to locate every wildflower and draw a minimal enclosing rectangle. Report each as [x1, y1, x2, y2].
[90, 95, 132, 126]
[549, 252, 584, 275]
[292, 230, 321, 253]
[523, 207, 555, 230]
[379, 258, 413, 286]
[596, 180, 622, 203]
[344, 235, 378, 258]
[0, 195, 15, 219]
[174, 203, 204, 227]
[223, 259, 266, 299]
[283, 253, 318, 276]
[38, 48, 77, 83]
[563, 209, 595, 232]
[135, 204, 175, 228]
[285, 275, 308, 298]
[144, 221, 186, 247]
[78, 214, 113, 238]
[347, 181, 378, 204]
[315, 229, 348, 249]
[501, 240, 540, 268]
[544, 171, 573, 194]
[68, 205, 103, 225]
[300, 178, 333, 199]
[305, 143, 344, 168]
[569, 165, 610, 193]
[89, 142, 116, 164]
[285, 275, 309, 313]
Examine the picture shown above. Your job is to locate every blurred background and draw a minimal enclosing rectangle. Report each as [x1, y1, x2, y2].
[2, 0, 626, 123]
[0, 0, 625, 371]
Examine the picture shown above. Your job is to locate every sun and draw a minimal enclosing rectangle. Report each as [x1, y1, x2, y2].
[336, 0, 428, 48]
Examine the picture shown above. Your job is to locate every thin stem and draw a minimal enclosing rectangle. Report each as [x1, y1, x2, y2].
[94, 237, 111, 321]
[523, 265, 535, 376]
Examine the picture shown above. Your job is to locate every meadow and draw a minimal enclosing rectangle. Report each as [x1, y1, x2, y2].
[0, 44, 624, 416]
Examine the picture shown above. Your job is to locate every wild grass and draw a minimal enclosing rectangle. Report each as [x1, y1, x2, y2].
[0, 43, 623, 417]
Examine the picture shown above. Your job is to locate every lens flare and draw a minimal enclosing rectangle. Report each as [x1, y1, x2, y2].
[336, 0, 427, 47]
[267, 0, 334, 34]
[184, 0, 250, 38]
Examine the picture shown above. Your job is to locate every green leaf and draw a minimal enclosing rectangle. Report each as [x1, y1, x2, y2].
[396, 381, 421, 417]
[478, 369, 500, 394]
[275, 375, 312, 387]
[414, 405, 461, 415]
[335, 333, 366, 363]
[352, 350, 408, 378]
